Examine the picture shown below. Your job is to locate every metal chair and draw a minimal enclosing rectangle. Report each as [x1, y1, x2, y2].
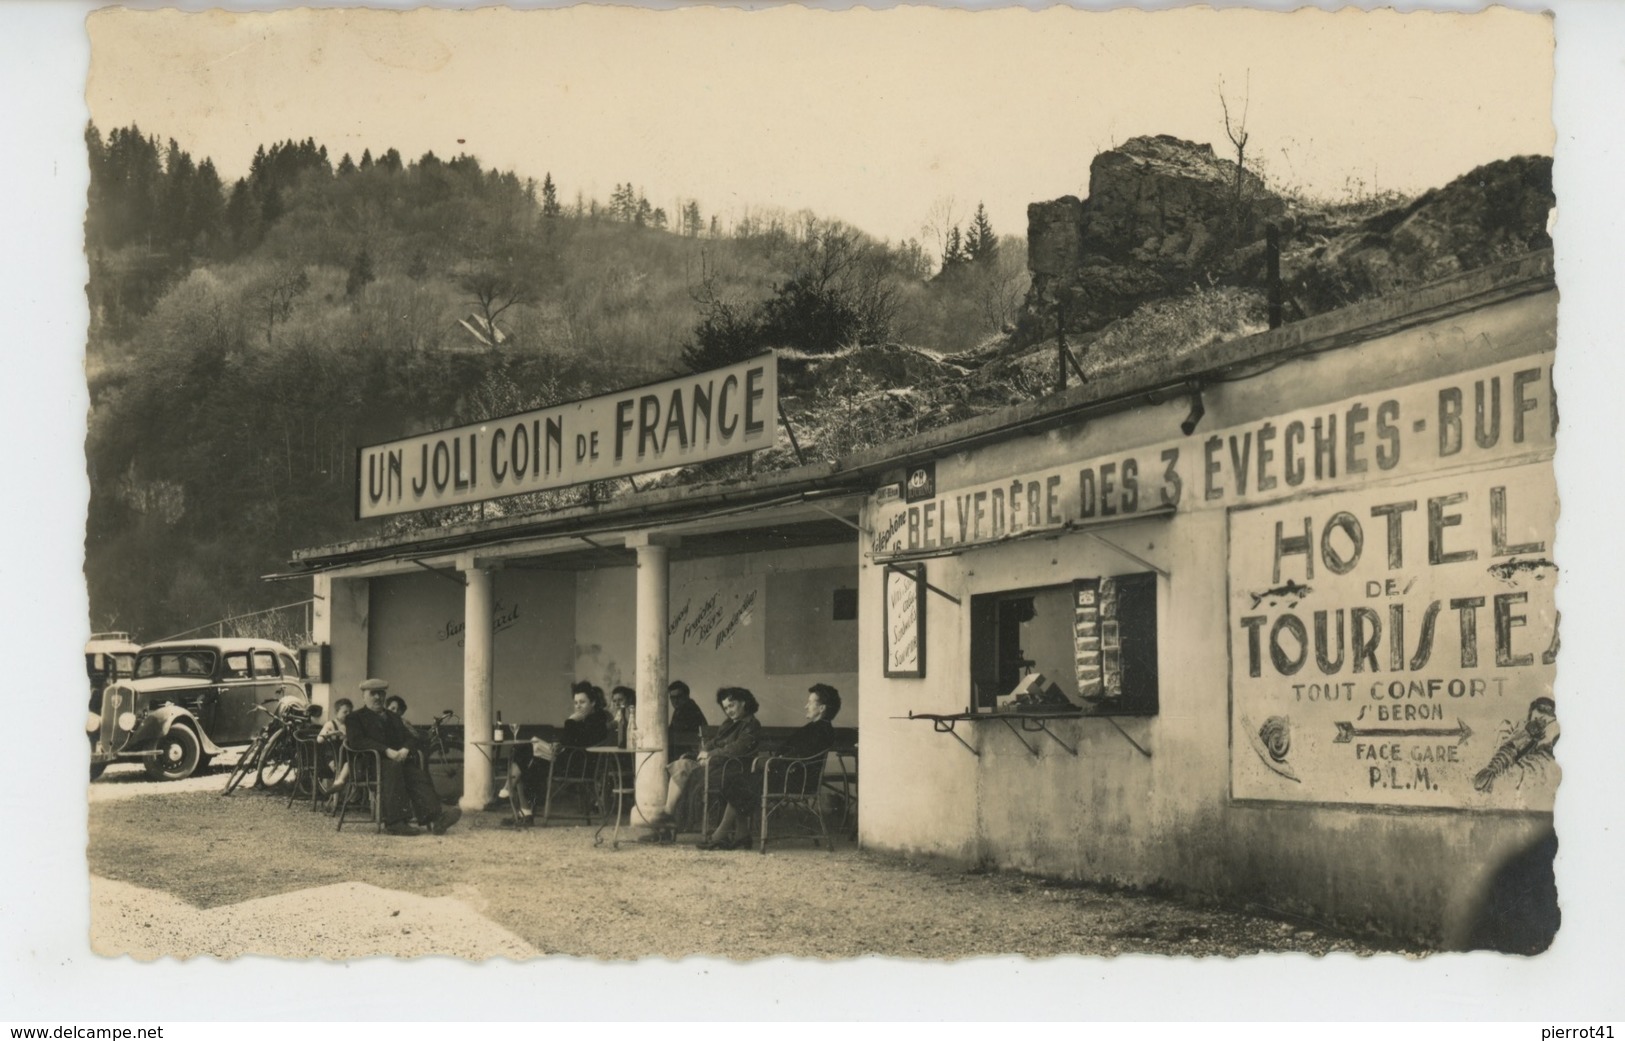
[334, 741, 383, 832]
[755, 751, 833, 853]
[825, 735, 858, 839]
[285, 724, 325, 811]
[539, 746, 602, 826]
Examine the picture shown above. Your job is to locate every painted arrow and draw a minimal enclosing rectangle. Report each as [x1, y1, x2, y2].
[1333, 719, 1473, 744]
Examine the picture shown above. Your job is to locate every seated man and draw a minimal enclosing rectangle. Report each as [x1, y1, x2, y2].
[642, 686, 759, 841]
[701, 683, 840, 850]
[665, 679, 708, 760]
[345, 678, 461, 837]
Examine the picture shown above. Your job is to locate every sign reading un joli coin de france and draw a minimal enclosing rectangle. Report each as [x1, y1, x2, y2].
[356, 355, 778, 519]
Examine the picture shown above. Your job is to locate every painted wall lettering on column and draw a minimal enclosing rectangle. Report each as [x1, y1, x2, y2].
[1228, 461, 1558, 811]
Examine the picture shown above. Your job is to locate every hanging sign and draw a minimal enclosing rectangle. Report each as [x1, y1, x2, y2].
[884, 563, 926, 679]
[356, 354, 778, 519]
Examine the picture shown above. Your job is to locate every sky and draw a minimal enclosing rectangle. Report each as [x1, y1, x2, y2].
[9, 0, 1625, 1024]
[85, 5, 1555, 252]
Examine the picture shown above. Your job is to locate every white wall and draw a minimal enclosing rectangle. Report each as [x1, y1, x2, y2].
[573, 542, 859, 728]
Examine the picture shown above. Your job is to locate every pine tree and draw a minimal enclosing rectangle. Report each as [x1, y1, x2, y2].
[337, 153, 357, 176]
[966, 202, 998, 265]
[941, 225, 968, 271]
[345, 247, 375, 298]
[359, 148, 374, 170]
[541, 172, 561, 218]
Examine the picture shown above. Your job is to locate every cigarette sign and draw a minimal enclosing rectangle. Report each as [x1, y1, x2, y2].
[356, 355, 777, 519]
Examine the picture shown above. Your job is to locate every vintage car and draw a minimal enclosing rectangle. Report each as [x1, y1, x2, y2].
[88, 638, 307, 781]
[85, 631, 141, 713]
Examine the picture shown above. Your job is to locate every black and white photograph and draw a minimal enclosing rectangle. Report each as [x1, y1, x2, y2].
[6, 0, 1625, 1024]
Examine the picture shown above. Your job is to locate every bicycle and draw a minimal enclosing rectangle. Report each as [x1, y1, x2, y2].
[221, 699, 310, 795]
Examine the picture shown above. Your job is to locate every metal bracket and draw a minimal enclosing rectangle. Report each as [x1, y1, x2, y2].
[410, 559, 467, 586]
[1104, 716, 1153, 758]
[924, 580, 962, 606]
[996, 715, 1042, 757]
[1020, 715, 1079, 756]
[903, 712, 979, 757]
[1080, 532, 1169, 578]
[806, 500, 867, 536]
[931, 717, 979, 757]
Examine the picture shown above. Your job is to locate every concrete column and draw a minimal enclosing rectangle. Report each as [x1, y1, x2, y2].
[313, 574, 369, 712]
[627, 532, 679, 824]
[460, 563, 496, 812]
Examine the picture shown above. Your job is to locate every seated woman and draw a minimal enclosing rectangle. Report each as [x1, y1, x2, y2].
[503, 681, 611, 826]
[701, 683, 840, 850]
[644, 686, 761, 838]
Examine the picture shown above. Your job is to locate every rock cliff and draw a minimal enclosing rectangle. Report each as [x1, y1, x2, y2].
[1019, 135, 1552, 346]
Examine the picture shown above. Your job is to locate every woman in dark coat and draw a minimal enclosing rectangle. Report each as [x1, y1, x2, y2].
[701, 684, 840, 850]
[504, 681, 611, 825]
[644, 686, 760, 836]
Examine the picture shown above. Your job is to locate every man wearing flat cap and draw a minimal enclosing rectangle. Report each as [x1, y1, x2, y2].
[346, 678, 461, 836]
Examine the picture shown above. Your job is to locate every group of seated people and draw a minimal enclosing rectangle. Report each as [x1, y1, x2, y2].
[502, 677, 841, 850]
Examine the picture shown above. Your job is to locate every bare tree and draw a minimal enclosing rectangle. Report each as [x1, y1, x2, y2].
[1219, 71, 1257, 243]
[1219, 71, 1251, 196]
[922, 195, 963, 269]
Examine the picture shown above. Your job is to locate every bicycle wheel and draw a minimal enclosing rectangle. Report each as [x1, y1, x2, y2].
[221, 735, 263, 795]
[257, 728, 298, 789]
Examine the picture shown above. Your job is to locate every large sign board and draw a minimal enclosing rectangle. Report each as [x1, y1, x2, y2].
[868, 354, 1555, 560]
[356, 354, 778, 518]
[1228, 462, 1558, 811]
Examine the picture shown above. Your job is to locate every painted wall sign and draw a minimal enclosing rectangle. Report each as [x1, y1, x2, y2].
[868, 354, 1554, 560]
[356, 354, 778, 518]
[884, 563, 926, 678]
[1228, 462, 1558, 811]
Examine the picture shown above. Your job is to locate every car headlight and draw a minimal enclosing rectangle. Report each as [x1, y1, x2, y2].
[85, 711, 100, 732]
[117, 712, 137, 732]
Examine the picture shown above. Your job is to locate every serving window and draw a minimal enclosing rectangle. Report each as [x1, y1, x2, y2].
[969, 572, 1159, 717]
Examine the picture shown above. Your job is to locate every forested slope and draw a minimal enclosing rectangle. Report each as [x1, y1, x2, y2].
[83, 125, 1025, 640]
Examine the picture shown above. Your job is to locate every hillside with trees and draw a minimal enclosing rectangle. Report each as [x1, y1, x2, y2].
[85, 125, 1552, 645]
[82, 124, 1026, 640]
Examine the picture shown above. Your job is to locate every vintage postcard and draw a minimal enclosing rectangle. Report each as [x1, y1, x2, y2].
[12, 0, 1618, 1021]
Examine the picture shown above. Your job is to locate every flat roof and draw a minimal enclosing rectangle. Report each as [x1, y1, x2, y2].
[288, 249, 1554, 573]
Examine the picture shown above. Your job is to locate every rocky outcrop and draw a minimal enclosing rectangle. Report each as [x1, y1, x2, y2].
[1021, 135, 1285, 342]
[1281, 155, 1553, 318]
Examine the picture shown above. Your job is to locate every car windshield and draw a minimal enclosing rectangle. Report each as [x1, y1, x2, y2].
[135, 650, 216, 679]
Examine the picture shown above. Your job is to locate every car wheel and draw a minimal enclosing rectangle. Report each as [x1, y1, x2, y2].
[257, 730, 297, 789]
[145, 726, 202, 782]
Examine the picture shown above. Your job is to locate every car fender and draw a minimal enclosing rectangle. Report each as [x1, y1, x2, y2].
[141, 704, 225, 756]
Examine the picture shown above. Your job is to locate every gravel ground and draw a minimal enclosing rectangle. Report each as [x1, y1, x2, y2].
[92, 876, 538, 960]
[88, 778, 1413, 962]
